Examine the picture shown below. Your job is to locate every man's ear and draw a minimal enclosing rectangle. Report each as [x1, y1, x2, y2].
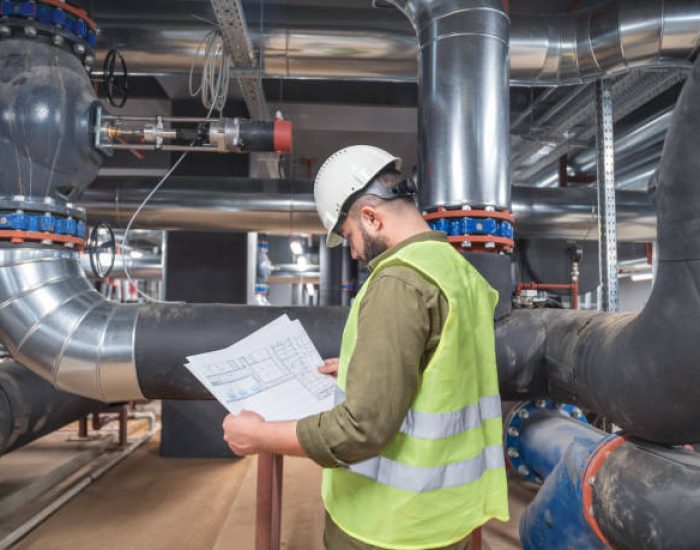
[360, 205, 381, 231]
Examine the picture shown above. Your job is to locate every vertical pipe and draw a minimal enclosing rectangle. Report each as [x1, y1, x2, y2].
[401, 0, 511, 211]
[340, 242, 357, 307]
[595, 78, 619, 312]
[319, 240, 342, 306]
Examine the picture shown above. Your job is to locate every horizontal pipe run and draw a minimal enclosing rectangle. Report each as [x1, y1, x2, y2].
[79, 179, 657, 241]
[95, 0, 700, 84]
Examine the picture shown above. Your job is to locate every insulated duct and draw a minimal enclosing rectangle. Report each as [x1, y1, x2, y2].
[0, 360, 101, 455]
[95, 0, 700, 84]
[0, 244, 348, 401]
[496, 53, 700, 445]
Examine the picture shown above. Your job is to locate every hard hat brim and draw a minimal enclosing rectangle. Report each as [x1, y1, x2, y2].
[326, 228, 344, 248]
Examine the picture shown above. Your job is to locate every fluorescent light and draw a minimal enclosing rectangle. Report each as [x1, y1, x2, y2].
[290, 239, 303, 255]
[631, 272, 653, 282]
[296, 255, 308, 268]
[130, 250, 144, 259]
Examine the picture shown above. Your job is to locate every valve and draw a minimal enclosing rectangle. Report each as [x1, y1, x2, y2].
[87, 223, 116, 280]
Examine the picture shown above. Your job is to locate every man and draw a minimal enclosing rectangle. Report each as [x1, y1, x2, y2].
[223, 145, 509, 549]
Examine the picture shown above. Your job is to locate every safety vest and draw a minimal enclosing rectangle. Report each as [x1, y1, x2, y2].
[322, 240, 509, 549]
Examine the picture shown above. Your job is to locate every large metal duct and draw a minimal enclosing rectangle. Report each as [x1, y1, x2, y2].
[80, 179, 657, 242]
[385, 0, 510, 210]
[95, 0, 700, 84]
[496, 53, 700, 444]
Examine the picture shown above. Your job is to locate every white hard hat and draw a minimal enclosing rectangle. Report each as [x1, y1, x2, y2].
[314, 145, 402, 247]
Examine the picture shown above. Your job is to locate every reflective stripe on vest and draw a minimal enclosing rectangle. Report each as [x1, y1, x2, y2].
[348, 444, 505, 493]
[334, 388, 502, 440]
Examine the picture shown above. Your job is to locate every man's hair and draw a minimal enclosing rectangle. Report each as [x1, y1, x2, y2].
[349, 167, 415, 218]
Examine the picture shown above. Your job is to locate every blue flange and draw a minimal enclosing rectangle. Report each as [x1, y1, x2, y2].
[504, 400, 589, 484]
[0, 0, 97, 50]
[0, 211, 86, 238]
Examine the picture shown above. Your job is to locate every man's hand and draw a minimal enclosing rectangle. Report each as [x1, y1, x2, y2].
[318, 357, 339, 378]
[222, 410, 265, 456]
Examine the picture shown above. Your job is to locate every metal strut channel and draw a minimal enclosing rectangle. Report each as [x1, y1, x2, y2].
[595, 78, 619, 312]
[210, 0, 269, 119]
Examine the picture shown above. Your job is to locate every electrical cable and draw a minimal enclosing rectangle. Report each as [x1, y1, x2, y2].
[188, 29, 230, 115]
[120, 102, 217, 303]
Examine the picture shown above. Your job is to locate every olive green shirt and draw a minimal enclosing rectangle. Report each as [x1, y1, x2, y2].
[297, 231, 472, 549]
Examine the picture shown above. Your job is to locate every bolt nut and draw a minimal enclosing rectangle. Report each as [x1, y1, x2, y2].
[589, 506, 595, 516]
[507, 426, 519, 437]
[0, 217, 6, 224]
[518, 409, 530, 419]
[24, 26, 37, 38]
[0, 25, 11, 38]
[517, 465, 530, 477]
[53, 34, 65, 47]
[84, 54, 95, 65]
[535, 400, 547, 409]
[588, 476, 596, 486]
[73, 43, 86, 55]
[507, 447, 520, 458]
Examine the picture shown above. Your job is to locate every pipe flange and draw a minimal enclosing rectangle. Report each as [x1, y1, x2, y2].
[0, 0, 97, 63]
[424, 207, 515, 253]
[504, 400, 589, 484]
[0, 196, 86, 221]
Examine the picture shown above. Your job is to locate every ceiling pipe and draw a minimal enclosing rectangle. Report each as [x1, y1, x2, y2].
[496, 54, 700, 444]
[526, 107, 673, 188]
[95, 0, 700, 85]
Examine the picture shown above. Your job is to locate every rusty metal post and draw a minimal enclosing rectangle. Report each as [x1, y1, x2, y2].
[256, 453, 284, 550]
[78, 416, 88, 438]
[118, 404, 128, 447]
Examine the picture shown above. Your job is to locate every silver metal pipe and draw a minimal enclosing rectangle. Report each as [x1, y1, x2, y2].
[572, 108, 673, 173]
[0, 247, 143, 402]
[80, 253, 163, 280]
[387, 0, 511, 210]
[78, 183, 656, 241]
[95, 0, 700, 84]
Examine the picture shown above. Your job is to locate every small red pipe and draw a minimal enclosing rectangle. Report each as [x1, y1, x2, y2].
[515, 282, 579, 310]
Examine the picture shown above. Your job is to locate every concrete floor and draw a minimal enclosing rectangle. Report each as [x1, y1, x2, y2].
[6, 429, 534, 549]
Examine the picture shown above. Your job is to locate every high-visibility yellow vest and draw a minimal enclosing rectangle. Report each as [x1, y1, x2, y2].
[322, 240, 509, 549]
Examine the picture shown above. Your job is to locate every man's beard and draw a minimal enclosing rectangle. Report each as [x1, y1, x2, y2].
[359, 225, 390, 263]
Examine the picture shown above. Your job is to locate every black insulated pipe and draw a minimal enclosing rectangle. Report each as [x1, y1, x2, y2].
[0, 360, 101, 455]
[593, 440, 700, 549]
[495, 54, 700, 445]
[134, 305, 348, 399]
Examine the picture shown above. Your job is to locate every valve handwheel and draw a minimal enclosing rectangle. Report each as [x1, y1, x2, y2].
[88, 223, 116, 280]
[102, 49, 129, 108]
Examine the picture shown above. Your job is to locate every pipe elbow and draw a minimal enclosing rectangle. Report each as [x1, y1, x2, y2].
[0, 247, 143, 402]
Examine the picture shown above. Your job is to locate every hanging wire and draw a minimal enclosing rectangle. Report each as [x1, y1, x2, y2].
[188, 29, 230, 115]
[120, 101, 218, 303]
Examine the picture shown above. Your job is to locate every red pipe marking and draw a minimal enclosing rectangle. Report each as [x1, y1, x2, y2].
[0, 230, 85, 250]
[424, 209, 514, 223]
[581, 435, 629, 549]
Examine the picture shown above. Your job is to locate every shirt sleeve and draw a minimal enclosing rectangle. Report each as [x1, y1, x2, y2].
[297, 267, 431, 468]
